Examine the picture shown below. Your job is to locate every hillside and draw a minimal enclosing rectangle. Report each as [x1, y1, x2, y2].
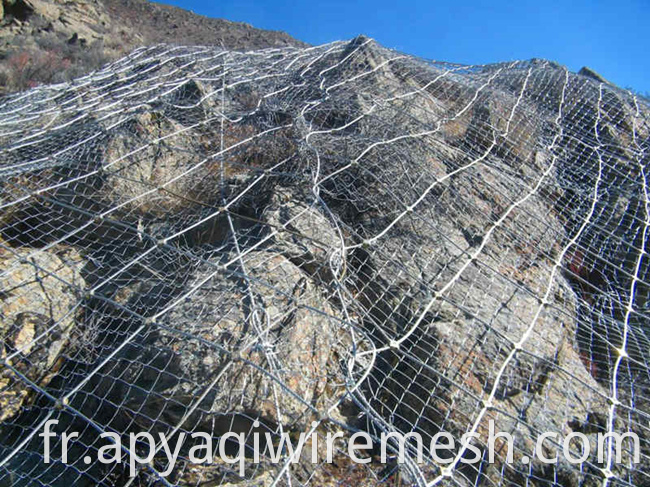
[0, 36, 649, 486]
[0, 0, 305, 93]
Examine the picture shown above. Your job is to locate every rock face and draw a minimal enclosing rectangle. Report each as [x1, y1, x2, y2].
[0, 243, 84, 421]
[158, 252, 342, 426]
[0, 38, 649, 487]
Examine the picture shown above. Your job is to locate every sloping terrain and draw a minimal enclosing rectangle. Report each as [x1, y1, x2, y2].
[0, 0, 305, 93]
[102, 0, 306, 49]
[0, 37, 649, 486]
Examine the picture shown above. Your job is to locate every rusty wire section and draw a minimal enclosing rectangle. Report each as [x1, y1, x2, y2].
[0, 37, 649, 486]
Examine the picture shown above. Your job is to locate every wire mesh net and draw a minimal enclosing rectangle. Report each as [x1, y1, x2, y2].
[0, 36, 649, 486]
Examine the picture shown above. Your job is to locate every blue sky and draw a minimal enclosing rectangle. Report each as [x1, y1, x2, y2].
[159, 0, 649, 94]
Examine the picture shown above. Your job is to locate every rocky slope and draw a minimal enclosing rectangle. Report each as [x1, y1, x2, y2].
[0, 37, 649, 487]
[0, 0, 305, 93]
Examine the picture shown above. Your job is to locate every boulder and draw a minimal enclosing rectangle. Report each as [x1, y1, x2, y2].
[0, 242, 84, 421]
[101, 111, 211, 217]
[153, 251, 345, 428]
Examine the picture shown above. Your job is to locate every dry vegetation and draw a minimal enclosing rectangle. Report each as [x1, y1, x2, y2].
[0, 0, 305, 95]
